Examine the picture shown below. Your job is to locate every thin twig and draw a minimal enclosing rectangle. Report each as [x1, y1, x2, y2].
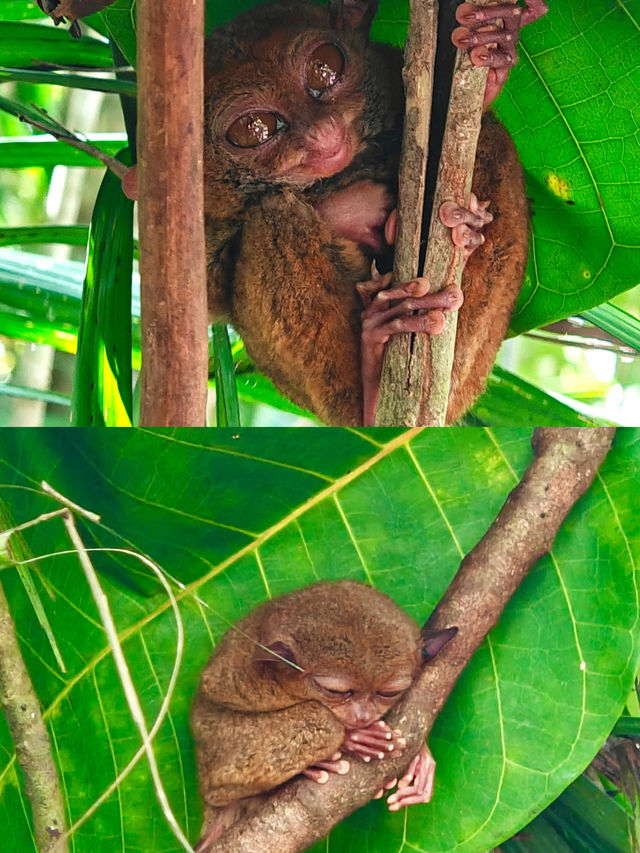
[210, 427, 616, 852]
[15, 112, 128, 178]
[376, 0, 513, 426]
[56, 510, 194, 852]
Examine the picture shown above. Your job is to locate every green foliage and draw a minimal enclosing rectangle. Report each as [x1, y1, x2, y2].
[0, 428, 638, 851]
[495, 0, 640, 334]
[72, 155, 134, 426]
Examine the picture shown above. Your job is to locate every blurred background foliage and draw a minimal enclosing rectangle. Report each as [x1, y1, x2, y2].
[0, 0, 639, 426]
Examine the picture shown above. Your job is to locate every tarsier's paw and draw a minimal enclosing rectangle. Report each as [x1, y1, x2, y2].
[440, 192, 492, 267]
[342, 720, 407, 762]
[302, 751, 350, 784]
[386, 745, 436, 811]
[359, 268, 464, 346]
[452, 0, 549, 104]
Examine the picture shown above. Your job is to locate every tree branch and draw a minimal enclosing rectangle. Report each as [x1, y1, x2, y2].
[210, 427, 616, 852]
[373, 0, 436, 426]
[35, 0, 119, 37]
[0, 515, 68, 853]
[137, 0, 209, 426]
[376, 0, 515, 426]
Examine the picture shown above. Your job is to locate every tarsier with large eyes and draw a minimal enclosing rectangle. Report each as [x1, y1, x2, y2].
[191, 581, 457, 850]
[203, 0, 548, 425]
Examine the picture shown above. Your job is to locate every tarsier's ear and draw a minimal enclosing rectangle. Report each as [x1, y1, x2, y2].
[421, 626, 458, 662]
[253, 641, 299, 667]
[328, 0, 379, 33]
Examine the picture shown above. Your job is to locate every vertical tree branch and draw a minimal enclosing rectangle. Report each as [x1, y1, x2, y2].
[373, 0, 436, 426]
[376, 0, 513, 426]
[137, 0, 209, 426]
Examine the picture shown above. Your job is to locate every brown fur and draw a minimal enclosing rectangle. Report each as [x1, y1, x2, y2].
[204, 0, 529, 425]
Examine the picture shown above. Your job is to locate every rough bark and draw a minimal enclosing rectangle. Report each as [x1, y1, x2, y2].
[0, 523, 68, 853]
[137, 0, 209, 426]
[376, 0, 516, 426]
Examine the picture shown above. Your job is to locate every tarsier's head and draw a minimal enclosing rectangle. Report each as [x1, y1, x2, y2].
[254, 580, 456, 729]
[204, 0, 380, 188]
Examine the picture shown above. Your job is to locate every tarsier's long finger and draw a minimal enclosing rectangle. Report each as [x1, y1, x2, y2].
[345, 728, 407, 752]
[372, 276, 431, 304]
[387, 746, 436, 811]
[303, 767, 330, 784]
[374, 778, 398, 799]
[365, 288, 463, 328]
[469, 41, 518, 69]
[451, 224, 485, 252]
[302, 750, 350, 781]
[356, 270, 393, 308]
[363, 300, 443, 342]
[440, 197, 492, 231]
[455, 1, 524, 28]
[346, 728, 394, 746]
[371, 312, 447, 340]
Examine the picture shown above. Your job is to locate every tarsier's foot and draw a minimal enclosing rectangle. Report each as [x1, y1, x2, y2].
[342, 719, 407, 762]
[452, 0, 549, 105]
[302, 751, 350, 784]
[359, 267, 463, 425]
[386, 745, 436, 811]
[439, 192, 493, 266]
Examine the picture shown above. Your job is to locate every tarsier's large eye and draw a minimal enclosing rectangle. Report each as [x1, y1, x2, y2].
[226, 111, 284, 148]
[306, 43, 345, 97]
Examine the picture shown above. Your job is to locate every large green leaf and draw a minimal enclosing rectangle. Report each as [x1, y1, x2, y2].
[496, 0, 640, 333]
[0, 428, 637, 852]
[0, 21, 113, 68]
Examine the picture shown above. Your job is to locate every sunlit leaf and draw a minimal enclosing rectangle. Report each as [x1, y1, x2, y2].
[72, 159, 134, 426]
[0, 21, 113, 68]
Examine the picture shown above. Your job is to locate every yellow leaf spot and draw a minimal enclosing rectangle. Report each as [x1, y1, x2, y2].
[546, 173, 572, 201]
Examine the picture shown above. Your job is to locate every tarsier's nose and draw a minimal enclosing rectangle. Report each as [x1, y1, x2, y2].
[307, 118, 345, 156]
[347, 699, 378, 728]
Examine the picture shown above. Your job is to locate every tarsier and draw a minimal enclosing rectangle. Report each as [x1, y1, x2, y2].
[203, 0, 548, 425]
[191, 580, 457, 849]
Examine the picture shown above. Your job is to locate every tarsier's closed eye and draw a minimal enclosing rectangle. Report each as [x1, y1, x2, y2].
[306, 43, 345, 97]
[226, 111, 286, 148]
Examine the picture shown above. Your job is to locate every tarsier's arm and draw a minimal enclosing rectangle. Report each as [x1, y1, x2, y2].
[229, 191, 369, 425]
[191, 697, 345, 806]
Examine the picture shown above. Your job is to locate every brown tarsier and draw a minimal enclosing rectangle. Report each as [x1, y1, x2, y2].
[191, 580, 457, 850]
[201, 0, 548, 425]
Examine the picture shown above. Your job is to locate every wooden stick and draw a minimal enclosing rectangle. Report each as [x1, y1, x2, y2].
[374, 0, 437, 426]
[376, 0, 513, 426]
[137, 0, 209, 426]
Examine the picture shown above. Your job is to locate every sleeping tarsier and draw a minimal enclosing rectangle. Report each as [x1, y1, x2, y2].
[191, 580, 457, 849]
[203, 0, 548, 425]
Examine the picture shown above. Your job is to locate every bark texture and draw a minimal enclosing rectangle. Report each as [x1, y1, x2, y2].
[138, 0, 209, 426]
